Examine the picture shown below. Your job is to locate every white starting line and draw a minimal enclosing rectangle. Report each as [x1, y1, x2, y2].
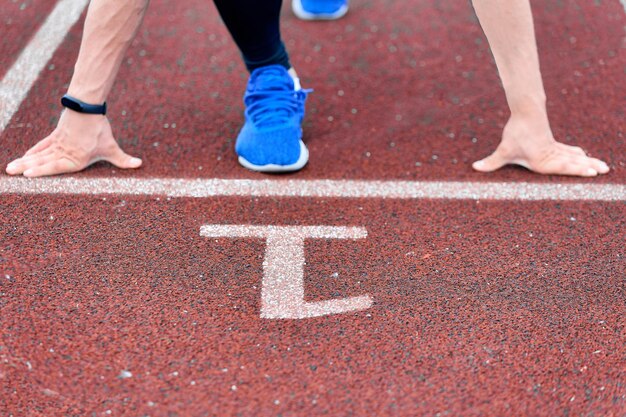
[0, 176, 624, 201]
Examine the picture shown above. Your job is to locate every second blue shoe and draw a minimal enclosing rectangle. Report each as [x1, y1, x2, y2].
[235, 65, 311, 173]
[292, 0, 349, 20]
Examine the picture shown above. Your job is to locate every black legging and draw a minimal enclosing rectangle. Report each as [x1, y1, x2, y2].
[213, 0, 291, 72]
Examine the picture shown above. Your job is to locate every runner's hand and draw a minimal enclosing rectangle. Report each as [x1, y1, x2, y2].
[472, 116, 609, 177]
[6, 110, 142, 177]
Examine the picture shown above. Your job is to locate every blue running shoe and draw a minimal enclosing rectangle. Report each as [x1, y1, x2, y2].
[292, 0, 349, 20]
[235, 65, 311, 173]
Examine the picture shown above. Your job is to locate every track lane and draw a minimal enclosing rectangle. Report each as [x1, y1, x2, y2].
[1, 0, 624, 416]
[0, 0, 58, 80]
[1, 196, 624, 416]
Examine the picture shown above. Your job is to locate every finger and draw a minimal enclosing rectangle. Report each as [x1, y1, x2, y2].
[587, 157, 610, 174]
[13, 147, 56, 163]
[5, 162, 21, 175]
[537, 157, 598, 177]
[24, 137, 53, 156]
[562, 154, 610, 176]
[472, 148, 510, 173]
[23, 158, 80, 178]
[103, 145, 142, 170]
[6, 150, 57, 175]
[6, 159, 26, 175]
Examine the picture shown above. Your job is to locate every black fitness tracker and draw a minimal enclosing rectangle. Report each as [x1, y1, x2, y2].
[61, 94, 107, 115]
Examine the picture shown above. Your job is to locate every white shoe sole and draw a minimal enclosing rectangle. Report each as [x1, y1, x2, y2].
[238, 140, 309, 173]
[292, 0, 349, 20]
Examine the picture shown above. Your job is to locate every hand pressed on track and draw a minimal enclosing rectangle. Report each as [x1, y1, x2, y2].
[472, 115, 609, 177]
[6, 110, 142, 177]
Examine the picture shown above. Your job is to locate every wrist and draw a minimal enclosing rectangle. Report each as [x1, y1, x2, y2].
[66, 82, 108, 104]
[61, 94, 107, 115]
[507, 93, 547, 118]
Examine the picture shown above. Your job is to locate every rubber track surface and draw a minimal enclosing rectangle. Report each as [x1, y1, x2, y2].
[1, 196, 625, 415]
[0, 0, 625, 416]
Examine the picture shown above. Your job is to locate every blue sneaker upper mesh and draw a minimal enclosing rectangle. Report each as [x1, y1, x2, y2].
[244, 66, 309, 129]
[300, 0, 348, 14]
[235, 65, 312, 167]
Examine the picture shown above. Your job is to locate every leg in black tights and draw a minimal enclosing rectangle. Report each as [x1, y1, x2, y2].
[213, 0, 291, 72]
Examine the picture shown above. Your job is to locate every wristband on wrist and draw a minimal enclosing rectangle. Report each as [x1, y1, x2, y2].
[61, 94, 107, 115]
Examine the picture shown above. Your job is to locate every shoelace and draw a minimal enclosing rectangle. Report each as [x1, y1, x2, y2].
[245, 69, 311, 128]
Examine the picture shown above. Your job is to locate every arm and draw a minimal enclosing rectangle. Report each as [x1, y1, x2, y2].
[471, 0, 609, 177]
[6, 0, 150, 177]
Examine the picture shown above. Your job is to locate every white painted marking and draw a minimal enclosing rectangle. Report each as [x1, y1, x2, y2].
[200, 225, 373, 319]
[0, 0, 89, 132]
[0, 177, 624, 201]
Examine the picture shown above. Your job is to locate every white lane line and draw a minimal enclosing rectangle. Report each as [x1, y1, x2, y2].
[0, 177, 624, 201]
[0, 0, 89, 132]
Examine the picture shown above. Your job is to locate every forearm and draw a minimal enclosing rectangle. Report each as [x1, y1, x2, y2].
[67, 0, 150, 103]
[472, 0, 547, 115]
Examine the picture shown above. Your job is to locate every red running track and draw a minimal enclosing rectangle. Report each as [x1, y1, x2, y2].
[1, 0, 625, 416]
[1, 196, 625, 416]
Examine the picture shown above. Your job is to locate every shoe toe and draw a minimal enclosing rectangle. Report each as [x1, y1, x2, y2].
[236, 124, 304, 167]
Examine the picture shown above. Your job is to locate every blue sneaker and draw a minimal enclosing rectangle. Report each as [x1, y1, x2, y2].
[235, 65, 311, 173]
[292, 0, 349, 20]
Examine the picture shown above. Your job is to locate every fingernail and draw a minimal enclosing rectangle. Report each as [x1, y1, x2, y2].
[130, 157, 142, 166]
[587, 168, 597, 176]
[6, 162, 15, 169]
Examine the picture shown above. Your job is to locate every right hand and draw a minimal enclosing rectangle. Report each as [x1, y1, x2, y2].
[472, 114, 610, 177]
[6, 110, 142, 177]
